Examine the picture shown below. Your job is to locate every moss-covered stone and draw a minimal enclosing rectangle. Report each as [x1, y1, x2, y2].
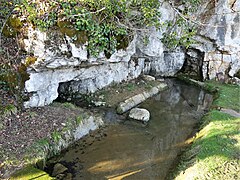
[2, 16, 23, 38]
[57, 20, 88, 45]
[25, 56, 38, 67]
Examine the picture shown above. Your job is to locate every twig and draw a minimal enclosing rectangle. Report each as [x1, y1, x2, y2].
[69, 7, 106, 17]
[115, 16, 149, 32]
[0, 11, 13, 48]
[168, 1, 226, 28]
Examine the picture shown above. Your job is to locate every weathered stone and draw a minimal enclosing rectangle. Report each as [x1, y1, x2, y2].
[116, 83, 168, 114]
[142, 75, 156, 81]
[202, 52, 239, 80]
[52, 163, 68, 177]
[73, 116, 104, 140]
[67, 37, 88, 60]
[191, 0, 240, 80]
[151, 50, 185, 76]
[93, 101, 106, 107]
[229, 77, 240, 85]
[137, 28, 164, 57]
[129, 108, 150, 122]
[20, 0, 240, 107]
[24, 59, 148, 107]
[108, 35, 137, 63]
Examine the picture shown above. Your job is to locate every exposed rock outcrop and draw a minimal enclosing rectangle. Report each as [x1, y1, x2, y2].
[20, 0, 240, 107]
[188, 0, 240, 80]
[22, 28, 180, 107]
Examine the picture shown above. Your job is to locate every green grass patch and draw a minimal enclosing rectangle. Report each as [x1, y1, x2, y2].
[172, 81, 240, 180]
[205, 81, 240, 111]
[10, 165, 54, 180]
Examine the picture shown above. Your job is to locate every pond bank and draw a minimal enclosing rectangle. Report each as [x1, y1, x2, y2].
[2, 78, 239, 179]
[43, 79, 212, 179]
[1, 77, 165, 179]
[168, 80, 240, 180]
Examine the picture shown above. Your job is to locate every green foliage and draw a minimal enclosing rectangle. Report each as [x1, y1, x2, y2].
[162, 19, 197, 49]
[162, 0, 201, 50]
[2, 0, 161, 57]
[127, 83, 136, 91]
[76, 115, 83, 125]
[206, 81, 240, 111]
[62, 102, 77, 109]
[1, 0, 202, 57]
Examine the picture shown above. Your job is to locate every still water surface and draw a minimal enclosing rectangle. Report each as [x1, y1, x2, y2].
[47, 79, 212, 180]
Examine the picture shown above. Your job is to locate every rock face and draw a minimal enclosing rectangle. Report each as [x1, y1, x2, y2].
[187, 0, 240, 80]
[129, 108, 150, 122]
[22, 28, 180, 107]
[21, 0, 240, 107]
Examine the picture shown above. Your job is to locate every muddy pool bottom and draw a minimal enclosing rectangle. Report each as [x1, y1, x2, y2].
[45, 79, 213, 180]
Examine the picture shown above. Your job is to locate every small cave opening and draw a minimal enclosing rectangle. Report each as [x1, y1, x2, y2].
[55, 80, 95, 108]
[178, 48, 205, 81]
[55, 81, 73, 103]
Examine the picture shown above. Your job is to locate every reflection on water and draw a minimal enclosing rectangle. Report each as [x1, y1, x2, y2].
[46, 79, 213, 180]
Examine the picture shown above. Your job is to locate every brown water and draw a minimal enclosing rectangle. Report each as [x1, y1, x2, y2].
[46, 79, 213, 180]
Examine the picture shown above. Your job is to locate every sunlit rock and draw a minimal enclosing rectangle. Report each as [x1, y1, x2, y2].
[129, 108, 150, 122]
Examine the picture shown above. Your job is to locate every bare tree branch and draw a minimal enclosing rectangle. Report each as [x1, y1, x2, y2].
[168, 1, 226, 28]
[69, 7, 106, 18]
[115, 16, 149, 31]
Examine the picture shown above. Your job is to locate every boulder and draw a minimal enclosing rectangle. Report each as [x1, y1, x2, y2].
[129, 108, 150, 122]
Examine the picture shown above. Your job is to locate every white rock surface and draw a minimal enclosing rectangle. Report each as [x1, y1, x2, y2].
[129, 108, 150, 122]
[192, 0, 240, 79]
[21, 0, 240, 107]
[151, 50, 185, 76]
[117, 83, 168, 114]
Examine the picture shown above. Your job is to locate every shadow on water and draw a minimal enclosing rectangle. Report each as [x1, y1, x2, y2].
[45, 79, 213, 180]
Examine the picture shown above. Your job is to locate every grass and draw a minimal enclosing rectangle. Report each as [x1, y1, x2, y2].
[205, 81, 240, 111]
[172, 81, 240, 180]
[62, 102, 77, 109]
[10, 166, 54, 180]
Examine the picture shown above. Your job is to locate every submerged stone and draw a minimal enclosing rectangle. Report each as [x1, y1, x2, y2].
[52, 163, 68, 177]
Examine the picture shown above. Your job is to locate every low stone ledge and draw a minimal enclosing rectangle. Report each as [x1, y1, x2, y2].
[116, 82, 168, 114]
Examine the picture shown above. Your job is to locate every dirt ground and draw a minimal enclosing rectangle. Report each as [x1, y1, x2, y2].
[0, 101, 87, 177]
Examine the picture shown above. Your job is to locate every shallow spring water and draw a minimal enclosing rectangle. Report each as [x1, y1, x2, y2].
[46, 79, 213, 180]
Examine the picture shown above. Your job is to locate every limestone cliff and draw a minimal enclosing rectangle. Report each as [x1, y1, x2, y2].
[19, 0, 239, 107]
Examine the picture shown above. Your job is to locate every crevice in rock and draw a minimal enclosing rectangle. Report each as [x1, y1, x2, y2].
[196, 34, 218, 50]
[229, 0, 237, 11]
[177, 48, 204, 81]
